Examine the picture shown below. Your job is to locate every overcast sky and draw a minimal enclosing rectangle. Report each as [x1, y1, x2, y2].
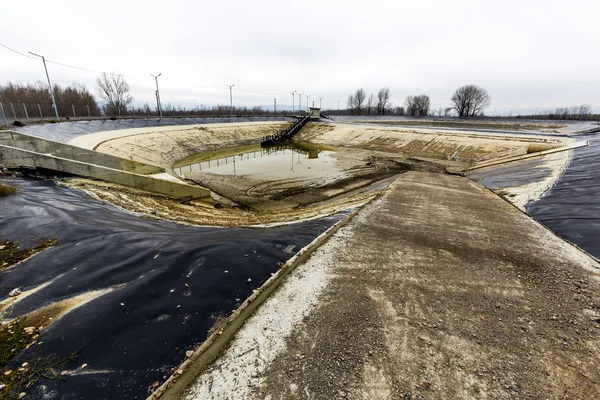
[1, 0, 598, 115]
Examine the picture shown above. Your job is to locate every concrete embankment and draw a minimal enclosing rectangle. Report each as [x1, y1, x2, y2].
[180, 172, 600, 399]
[68, 121, 290, 172]
[296, 122, 571, 166]
[0, 131, 210, 200]
[0, 130, 164, 174]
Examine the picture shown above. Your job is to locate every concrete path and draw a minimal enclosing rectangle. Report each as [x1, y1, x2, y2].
[181, 172, 600, 400]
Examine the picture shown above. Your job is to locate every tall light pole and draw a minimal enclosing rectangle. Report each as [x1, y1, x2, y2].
[319, 97, 324, 108]
[29, 51, 59, 122]
[291, 90, 296, 112]
[226, 84, 235, 118]
[306, 95, 311, 110]
[150, 73, 163, 119]
[299, 93, 303, 113]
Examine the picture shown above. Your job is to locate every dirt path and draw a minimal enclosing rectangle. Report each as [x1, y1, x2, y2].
[183, 172, 600, 399]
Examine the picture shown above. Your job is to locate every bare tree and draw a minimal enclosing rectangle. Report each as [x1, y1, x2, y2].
[450, 84, 491, 117]
[354, 88, 366, 115]
[405, 94, 430, 116]
[366, 94, 376, 115]
[96, 72, 133, 116]
[376, 88, 391, 115]
[0, 81, 100, 117]
[347, 94, 355, 113]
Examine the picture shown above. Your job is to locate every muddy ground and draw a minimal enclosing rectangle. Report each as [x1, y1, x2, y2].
[185, 148, 446, 213]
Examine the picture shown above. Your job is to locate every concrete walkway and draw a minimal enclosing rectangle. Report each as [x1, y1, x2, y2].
[180, 172, 600, 400]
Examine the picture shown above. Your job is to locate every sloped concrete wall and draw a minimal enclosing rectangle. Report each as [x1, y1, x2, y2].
[0, 145, 210, 200]
[0, 131, 164, 175]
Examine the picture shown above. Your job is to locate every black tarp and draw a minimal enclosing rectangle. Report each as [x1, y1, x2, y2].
[15, 116, 293, 143]
[527, 134, 600, 259]
[0, 177, 346, 399]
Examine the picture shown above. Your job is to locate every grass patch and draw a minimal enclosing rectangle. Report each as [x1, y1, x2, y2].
[0, 184, 15, 197]
[0, 237, 59, 273]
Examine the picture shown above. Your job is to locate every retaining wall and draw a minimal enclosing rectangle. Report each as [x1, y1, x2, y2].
[0, 131, 164, 175]
[0, 145, 210, 200]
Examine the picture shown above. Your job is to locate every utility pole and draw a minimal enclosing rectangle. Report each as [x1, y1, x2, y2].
[291, 90, 296, 112]
[274, 98, 277, 113]
[319, 97, 324, 108]
[150, 73, 163, 119]
[29, 51, 59, 122]
[226, 84, 235, 118]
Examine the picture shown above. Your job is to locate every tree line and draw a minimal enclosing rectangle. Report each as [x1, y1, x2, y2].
[1, 76, 595, 121]
[0, 81, 100, 117]
[339, 84, 492, 118]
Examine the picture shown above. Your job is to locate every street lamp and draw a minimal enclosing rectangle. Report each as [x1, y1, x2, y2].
[150, 73, 163, 119]
[298, 93, 303, 113]
[306, 95, 311, 110]
[226, 84, 235, 118]
[319, 97, 324, 108]
[29, 51, 59, 122]
[291, 90, 296, 112]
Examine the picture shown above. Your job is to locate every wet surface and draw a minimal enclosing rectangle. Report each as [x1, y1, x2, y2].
[0, 177, 346, 399]
[527, 133, 600, 259]
[472, 133, 600, 260]
[175, 144, 339, 181]
[469, 156, 556, 191]
[14, 116, 292, 144]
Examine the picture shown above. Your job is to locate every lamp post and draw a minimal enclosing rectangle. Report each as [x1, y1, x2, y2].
[306, 95, 311, 110]
[226, 84, 235, 118]
[29, 51, 59, 122]
[298, 93, 303, 112]
[319, 97, 324, 108]
[150, 73, 163, 119]
[291, 90, 296, 112]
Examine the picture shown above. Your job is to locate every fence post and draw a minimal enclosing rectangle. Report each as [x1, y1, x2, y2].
[38, 104, 43, 119]
[0, 103, 7, 126]
[72, 104, 77, 119]
[10, 102, 17, 122]
[87, 104, 91, 119]
[23, 103, 30, 123]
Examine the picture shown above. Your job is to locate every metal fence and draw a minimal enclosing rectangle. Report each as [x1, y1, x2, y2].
[0, 102, 102, 125]
[0, 102, 305, 126]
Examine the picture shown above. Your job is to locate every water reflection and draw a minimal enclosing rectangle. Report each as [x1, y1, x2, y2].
[174, 144, 339, 180]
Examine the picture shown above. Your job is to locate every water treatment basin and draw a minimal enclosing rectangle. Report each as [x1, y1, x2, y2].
[173, 143, 340, 181]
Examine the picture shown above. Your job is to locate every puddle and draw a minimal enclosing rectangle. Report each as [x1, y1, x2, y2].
[174, 144, 340, 180]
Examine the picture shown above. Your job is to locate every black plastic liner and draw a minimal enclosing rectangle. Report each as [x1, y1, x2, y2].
[527, 134, 600, 260]
[0, 177, 347, 399]
[15, 116, 293, 143]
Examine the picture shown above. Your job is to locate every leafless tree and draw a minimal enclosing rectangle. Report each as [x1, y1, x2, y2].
[346, 89, 366, 115]
[450, 84, 491, 117]
[0, 81, 100, 117]
[354, 88, 366, 115]
[376, 88, 391, 115]
[347, 94, 355, 112]
[96, 72, 133, 116]
[405, 94, 430, 116]
[366, 94, 376, 115]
